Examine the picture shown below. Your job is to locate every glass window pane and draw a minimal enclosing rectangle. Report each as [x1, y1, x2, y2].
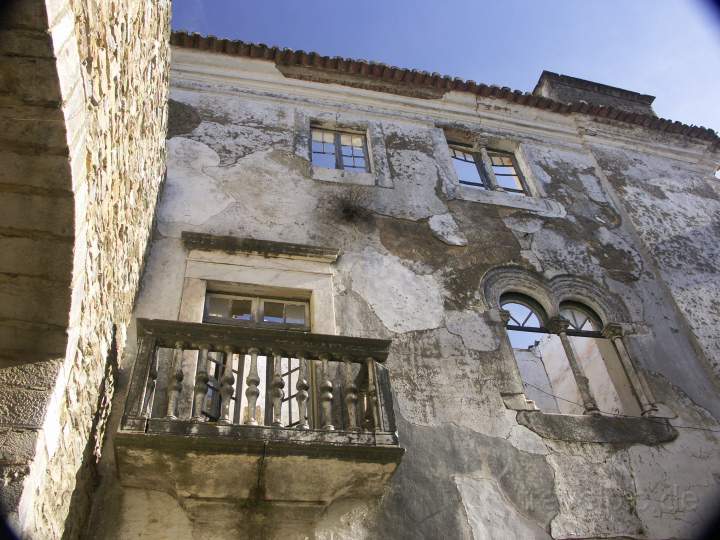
[311, 129, 323, 142]
[492, 166, 517, 176]
[351, 135, 364, 147]
[263, 301, 285, 323]
[453, 158, 484, 186]
[496, 175, 524, 192]
[206, 296, 231, 319]
[354, 157, 366, 169]
[229, 299, 252, 321]
[340, 133, 352, 146]
[341, 145, 353, 157]
[503, 302, 541, 328]
[286, 304, 306, 325]
[289, 370, 297, 393]
[312, 151, 336, 170]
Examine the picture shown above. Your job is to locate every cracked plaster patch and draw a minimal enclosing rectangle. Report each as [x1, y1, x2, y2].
[428, 213, 468, 246]
[445, 310, 499, 351]
[455, 474, 551, 540]
[341, 248, 443, 333]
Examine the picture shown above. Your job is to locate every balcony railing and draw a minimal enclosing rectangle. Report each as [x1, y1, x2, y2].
[119, 318, 402, 451]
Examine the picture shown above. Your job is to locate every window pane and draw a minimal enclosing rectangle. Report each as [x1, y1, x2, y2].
[490, 154, 513, 166]
[492, 166, 517, 176]
[312, 150, 336, 170]
[351, 135, 364, 147]
[452, 158, 484, 186]
[341, 145, 354, 157]
[495, 175, 524, 192]
[286, 304, 306, 325]
[263, 301, 285, 323]
[229, 299, 252, 321]
[340, 133, 352, 146]
[206, 296, 231, 319]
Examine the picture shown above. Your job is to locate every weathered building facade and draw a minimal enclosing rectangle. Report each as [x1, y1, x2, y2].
[3, 18, 720, 540]
[85, 34, 720, 539]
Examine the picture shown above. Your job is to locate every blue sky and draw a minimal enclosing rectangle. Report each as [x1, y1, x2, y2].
[173, 0, 720, 132]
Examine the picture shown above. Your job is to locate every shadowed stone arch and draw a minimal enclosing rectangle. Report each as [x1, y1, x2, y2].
[550, 275, 631, 326]
[481, 267, 632, 328]
[481, 266, 554, 319]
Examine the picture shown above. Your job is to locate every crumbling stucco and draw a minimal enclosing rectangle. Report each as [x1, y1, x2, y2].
[86, 47, 720, 540]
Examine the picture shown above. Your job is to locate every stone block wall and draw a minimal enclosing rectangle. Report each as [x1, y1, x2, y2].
[0, 0, 170, 538]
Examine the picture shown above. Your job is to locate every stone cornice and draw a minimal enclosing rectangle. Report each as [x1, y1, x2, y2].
[171, 47, 716, 165]
[170, 31, 718, 145]
[182, 231, 339, 263]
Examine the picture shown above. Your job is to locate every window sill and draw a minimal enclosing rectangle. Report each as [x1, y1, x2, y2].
[516, 410, 677, 446]
[456, 185, 566, 218]
[312, 166, 377, 187]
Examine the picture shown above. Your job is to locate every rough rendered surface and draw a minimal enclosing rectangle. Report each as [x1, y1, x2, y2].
[80, 44, 720, 539]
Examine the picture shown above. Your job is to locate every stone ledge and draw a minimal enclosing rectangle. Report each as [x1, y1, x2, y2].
[457, 185, 566, 217]
[516, 410, 678, 445]
[182, 231, 339, 263]
[116, 423, 404, 463]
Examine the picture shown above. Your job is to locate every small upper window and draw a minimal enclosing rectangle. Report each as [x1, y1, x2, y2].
[487, 150, 527, 194]
[311, 128, 369, 172]
[204, 293, 309, 330]
[446, 136, 529, 196]
[449, 145, 486, 188]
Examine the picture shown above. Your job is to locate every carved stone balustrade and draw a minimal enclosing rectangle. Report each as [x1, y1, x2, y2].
[115, 318, 403, 506]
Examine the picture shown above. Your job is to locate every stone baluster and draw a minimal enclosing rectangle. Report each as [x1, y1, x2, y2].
[343, 356, 359, 431]
[319, 354, 334, 431]
[270, 352, 285, 427]
[245, 348, 261, 425]
[165, 341, 184, 419]
[548, 317, 600, 416]
[602, 324, 658, 416]
[218, 346, 235, 424]
[365, 357, 381, 431]
[360, 387, 371, 431]
[143, 348, 159, 417]
[295, 355, 310, 430]
[192, 347, 210, 421]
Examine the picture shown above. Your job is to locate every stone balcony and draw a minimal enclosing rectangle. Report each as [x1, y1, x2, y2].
[115, 318, 404, 506]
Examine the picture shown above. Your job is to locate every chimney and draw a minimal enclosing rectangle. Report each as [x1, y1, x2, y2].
[533, 71, 656, 116]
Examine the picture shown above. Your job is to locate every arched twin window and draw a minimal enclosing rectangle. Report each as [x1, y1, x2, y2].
[500, 293, 642, 416]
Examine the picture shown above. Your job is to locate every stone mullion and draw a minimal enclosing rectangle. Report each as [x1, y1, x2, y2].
[548, 317, 600, 416]
[602, 324, 658, 416]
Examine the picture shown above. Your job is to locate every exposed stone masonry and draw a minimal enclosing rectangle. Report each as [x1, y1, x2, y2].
[0, 0, 170, 537]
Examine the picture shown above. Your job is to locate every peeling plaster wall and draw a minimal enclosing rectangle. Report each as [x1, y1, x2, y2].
[94, 49, 720, 539]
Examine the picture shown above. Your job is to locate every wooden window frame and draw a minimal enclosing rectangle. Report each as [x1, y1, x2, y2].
[311, 127, 370, 172]
[203, 292, 310, 332]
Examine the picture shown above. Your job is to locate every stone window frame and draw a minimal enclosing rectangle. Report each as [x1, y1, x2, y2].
[431, 128, 566, 218]
[164, 238, 338, 421]
[310, 126, 370, 173]
[481, 266, 658, 418]
[447, 141, 531, 195]
[293, 109, 393, 188]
